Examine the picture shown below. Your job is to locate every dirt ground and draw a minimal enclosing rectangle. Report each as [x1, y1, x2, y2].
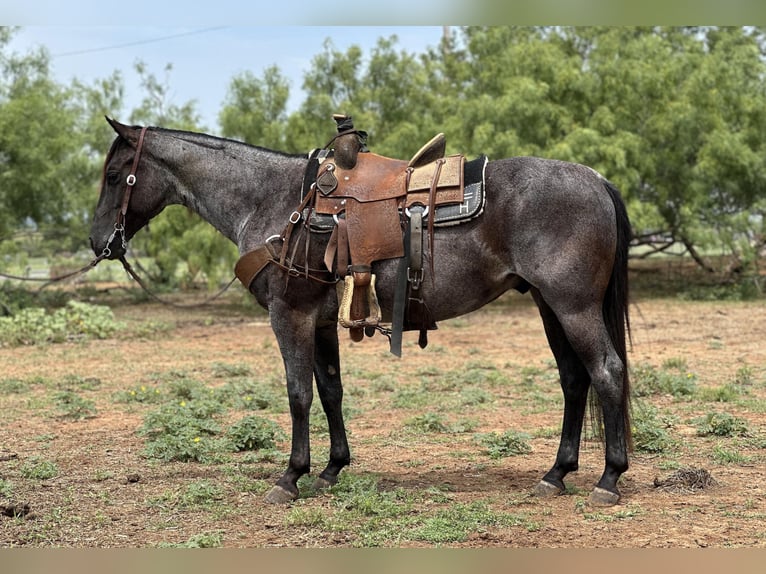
[0, 289, 764, 548]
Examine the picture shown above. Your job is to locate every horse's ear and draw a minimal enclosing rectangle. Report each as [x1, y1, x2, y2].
[105, 116, 139, 147]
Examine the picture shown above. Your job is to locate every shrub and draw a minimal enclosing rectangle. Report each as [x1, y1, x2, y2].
[0, 301, 124, 346]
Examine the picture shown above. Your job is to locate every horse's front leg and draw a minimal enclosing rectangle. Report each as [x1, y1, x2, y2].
[264, 301, 317, 504]
[313, 322, 350, 489]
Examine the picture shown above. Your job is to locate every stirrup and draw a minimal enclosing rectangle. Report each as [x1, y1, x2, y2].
[338, 274, 382, 329]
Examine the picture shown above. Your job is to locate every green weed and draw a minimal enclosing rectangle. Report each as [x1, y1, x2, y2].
[226, 415, 286, 451]
[20, 457, 58, 480]
[114, 384, 164, 404]
[695, 412, 751, 437]
[475, 430, 532, 459]
[711, 444, 751, 465]
[631, 362, 697, 398]
[211, 362, 252, 378]
[0, 378, 31, 395]
[0, 301, 125, 347]
[631, 403, 677, 454]
[409, 501, 525, 543]
[405, 412, 448, 433]
[157, 531, 224, 548]
[0, 478, 13, 498]
[52, 390, 97, 420]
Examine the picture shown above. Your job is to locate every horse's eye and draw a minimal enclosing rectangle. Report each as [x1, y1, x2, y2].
[106, 171, 121, 186]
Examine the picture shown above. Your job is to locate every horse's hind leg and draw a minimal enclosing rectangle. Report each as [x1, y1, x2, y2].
[535, 292, 629, 506]
[312, 323, 351, 489]
[531, 290, 591, 497]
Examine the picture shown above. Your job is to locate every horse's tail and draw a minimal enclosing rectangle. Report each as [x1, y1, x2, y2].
[593, 179, 633, 449]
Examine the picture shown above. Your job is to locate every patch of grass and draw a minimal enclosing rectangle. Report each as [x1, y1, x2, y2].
[459, 387, 493, 406]
[475, 430, 532, 459]
[139, 398, 227, 463]
[405, 412, 448, 433]
[631, 362, 697, 399]
[695, 412, 751, 437]
[226, 415, 286, 451]
[697, 383, 748, 403]
[58, 374, 102, 391]
[211, 362, 252, 378]
[219, 378, 285, 412]
[0, 478, 13, 498]
[0, 378, 31, 395]
[330, 473, 414, 519]
[631, 403, 677, 454]
[20, 456, 58, 480]
[711, 444, 751, 465]
[409, 500, 525, 543]
[52, 390, 97, 420]
[391, 386, 431, 409]
[0, 301, 125, 347]
[113, 384, 164, 404]
[148, 480, 224, 511]
[157, 531, 224, 548]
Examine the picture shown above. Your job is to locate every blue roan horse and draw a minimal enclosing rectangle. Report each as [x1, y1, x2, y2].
[90, 118, 632, 507]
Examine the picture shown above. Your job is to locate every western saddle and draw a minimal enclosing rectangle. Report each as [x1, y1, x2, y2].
[235, 114, 473, 356]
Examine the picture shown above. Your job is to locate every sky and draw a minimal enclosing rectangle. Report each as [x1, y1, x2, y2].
[7, 26, 446, 133]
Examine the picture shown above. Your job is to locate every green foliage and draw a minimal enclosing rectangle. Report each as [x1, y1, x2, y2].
[4, 26, 766, 284]
[0, 478, 12, 498]
[139, 398, 227, 463]
[631, 403, 677, 454]
[0, 301, 125, 347]
[157, 532, 224, 548]
[475, 430, 532, 459]
[695, 412, 751, 437]
[138, 379, 286, 463]
[226, 415, 285, 451]
[405, 412, 449, 433]
[631, 362, 698, 398]
[53, 390, 97, 420]
[409, 501, 524, 543]
[20, 456, 58, 480]
[113, 384, 164, 404]
[711, 444, 751, 465]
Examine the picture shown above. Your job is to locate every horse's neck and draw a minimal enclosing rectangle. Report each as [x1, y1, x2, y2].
[161, 134, 306, 251]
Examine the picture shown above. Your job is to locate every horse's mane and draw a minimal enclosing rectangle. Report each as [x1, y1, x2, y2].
[153, 126, 306, 160]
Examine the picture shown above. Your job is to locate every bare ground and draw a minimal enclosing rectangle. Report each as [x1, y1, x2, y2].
[0, 291, 764, 547]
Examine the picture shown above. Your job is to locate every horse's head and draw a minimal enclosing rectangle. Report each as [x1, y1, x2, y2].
[89, 117, 168, 260]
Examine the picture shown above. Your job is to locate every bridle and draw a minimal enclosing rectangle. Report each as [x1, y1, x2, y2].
[99, 126, 149, 260]
[97, 126, 238, 307]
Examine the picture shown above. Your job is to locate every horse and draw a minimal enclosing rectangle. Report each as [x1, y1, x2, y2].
[89, 118, 632, 507]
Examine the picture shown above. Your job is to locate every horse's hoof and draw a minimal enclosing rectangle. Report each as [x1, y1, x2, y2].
[533, 480, 564, 498]
[313, 477, 335, 491]
[588, 487, 620, 507]
[264, 485, 298, 504]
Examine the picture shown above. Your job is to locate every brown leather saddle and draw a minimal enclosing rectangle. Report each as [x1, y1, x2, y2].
[311, 125, 466, 346]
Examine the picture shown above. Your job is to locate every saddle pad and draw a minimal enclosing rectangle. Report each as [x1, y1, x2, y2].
[304, 154, 488, 231]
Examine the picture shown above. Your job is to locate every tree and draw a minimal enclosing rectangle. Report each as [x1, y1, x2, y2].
[219, 65, 290, 149]
[124, 61, 238, 288]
